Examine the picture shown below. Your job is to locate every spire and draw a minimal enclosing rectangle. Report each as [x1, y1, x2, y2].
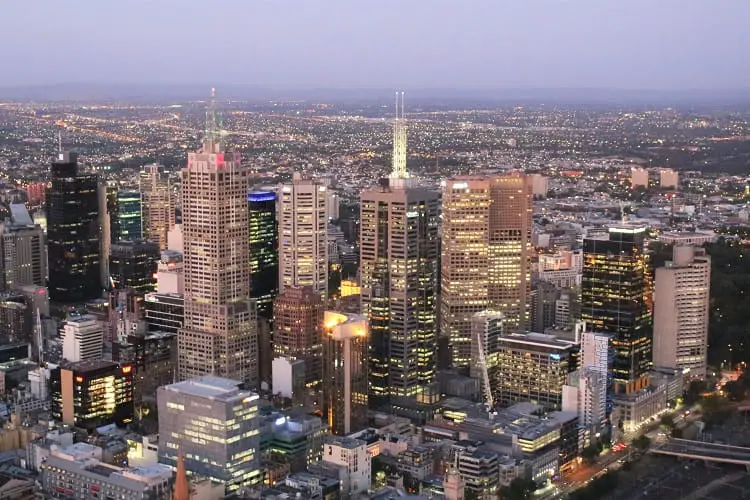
[390, 91, 408, 179]
[203, 87, 222, 153]
[173, 451, 190, 500]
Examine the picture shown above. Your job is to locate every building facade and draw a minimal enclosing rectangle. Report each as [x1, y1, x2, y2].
[109, 240, 160, 295]
[0, 204, 46, 290]
[61, 315, 104, 363]
[157, 376, 261, 491]
[248, 191, 278, 322]
[177, 96, 257, 387]
[140, 164, 175, 251]
[117, 190, 142, 241]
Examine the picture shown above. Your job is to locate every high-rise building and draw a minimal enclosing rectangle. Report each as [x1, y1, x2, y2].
[469, 311, 504, 404]
[278, 174, 328, 296]
[0, 204, 46, 290]
[0, 293, 27, 345]
[157, 376, 261, 491]
[178, 90, 257, 387]
[360, 97, 440, 406]
[106, 184, 120, 245]
[109, 240, 160, 295]
[156, 250, 184, 295]
[117, 190, 142, 240]
[46, 152, 102, 303]
[440, 174, 533, 368]
[322, 312, 368, 436]
[140, 164, 175, 251]
[582, 226, 652, 394]
[496, 332, 578, 410]
[273, 286, 324, 388]
[144, 293, 184, 334]
[248, 191, 278, 321]
[321, 436, 371, 497]
[50, 360, 135, 431]
[61, 315, 104, 363]
[653, 245, 710, 377]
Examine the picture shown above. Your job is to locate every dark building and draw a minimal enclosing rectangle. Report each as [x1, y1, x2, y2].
[248, 191, 278, 321]
[117, 191, 142, 241]
[50, 360, 135, 431]
[582, 226, 652, 394]
[0, 293, 27, 345]
[116, 331, 176, 404]
[106, 184, 120, 244]
[46, 152, 102, 303]
[109, 240, 160, 295]
[143, 293, 184, 334]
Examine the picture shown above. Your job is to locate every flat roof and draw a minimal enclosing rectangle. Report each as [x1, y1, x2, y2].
[163, 375, 257, 402]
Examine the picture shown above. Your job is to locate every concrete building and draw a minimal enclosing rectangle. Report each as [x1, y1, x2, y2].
[322, 436, 371, 497]
[143, 292, 183, 334]
[278, 173, 328, 297]
[157, 376, 261, 491]
[0, 204, 46, 290]
[139, 164, 175, 251]
[653, 245, 711, 377]
[41, 450, 173, 500]
[178, 93, 257, 387]
[61, 315, 103, 363]
[660, 231, 715, 246]
[50, 360, 135, 431]
[440, 174, 533, 368]
[273, 286, 324, 389]
[322, 311, 368, 436]
[537, 250, 582, 289]
[469, 311, 504, 404]
[529, 173, 548, 198]
[156, 250, 184, 295]
[660, 168, 679, 189]
[630, 167, 649, 188]
[496, 332, 578, 410]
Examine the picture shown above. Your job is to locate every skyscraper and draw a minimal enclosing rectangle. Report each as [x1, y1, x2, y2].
[582, 226, 652, 394]
[117, 190, 142, 240]
[322, 311, 368, 435]
[360, 94, 440, 406]
[46, 152, 102, 303]
[140, 164, 174, 251]
[0, 204, 46, 290]
[273, 286, 324, 389]
[248, 191, 278, 321]
[109, 240, 160, 295]
[440, 174, 533, 368]
[653, 245, 710, 377]
[177, 89, 258, 387]
[278, 174, 328, 297]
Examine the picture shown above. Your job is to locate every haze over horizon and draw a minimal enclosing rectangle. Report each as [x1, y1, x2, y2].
[3, 0, 749, 92]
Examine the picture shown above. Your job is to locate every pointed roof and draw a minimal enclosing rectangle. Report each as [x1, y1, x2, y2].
[202, 87, 223, 154]
[390, 91, 409, 179]
[173, 452, 190, 500]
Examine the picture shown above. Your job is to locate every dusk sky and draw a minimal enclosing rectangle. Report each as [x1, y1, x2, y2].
[3, 0, 749, 90]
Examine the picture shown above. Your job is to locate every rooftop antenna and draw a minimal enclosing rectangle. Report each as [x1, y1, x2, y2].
[390, 91, 408, 179]
[204, 87, 222, 153]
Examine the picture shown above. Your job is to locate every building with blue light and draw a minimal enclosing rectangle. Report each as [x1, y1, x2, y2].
[248, 191, 278, 321]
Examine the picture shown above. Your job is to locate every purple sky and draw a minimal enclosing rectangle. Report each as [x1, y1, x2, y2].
[3, 0, 749, 90]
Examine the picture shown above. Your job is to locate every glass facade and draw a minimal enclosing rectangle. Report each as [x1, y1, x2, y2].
[248, 191, 278, 321]
[117, 191, 142, 241]
[109, 240, 160, 295]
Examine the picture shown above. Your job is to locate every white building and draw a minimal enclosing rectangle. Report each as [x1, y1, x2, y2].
[61, 316, 103, 363]
[322, 436, 371, 497]
[653, 245, 711, 377]
[156, 250, 184, 295]
[630, 167, 649, 188]
[660, 168, 679, 189]
[278, 173, 328, 297]
[538, 250, 583, 289]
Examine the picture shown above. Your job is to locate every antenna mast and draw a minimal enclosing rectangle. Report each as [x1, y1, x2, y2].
[390, 91, 408, 179]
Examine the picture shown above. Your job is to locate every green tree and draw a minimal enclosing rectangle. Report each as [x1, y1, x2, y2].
[632, 435, 651, 451]
[660, 413, 675, 429]
[724, 380, 746, 401]
[499, 477, 537, 500]
[581, 444, 601, 464]
[685, 379, 708, 405]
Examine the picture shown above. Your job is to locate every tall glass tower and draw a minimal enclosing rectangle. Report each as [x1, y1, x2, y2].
[46, 152, 102, 303]
[248, 191, 278, 321]
[582, 226, 652, 394]
[117, 190, 142, 241]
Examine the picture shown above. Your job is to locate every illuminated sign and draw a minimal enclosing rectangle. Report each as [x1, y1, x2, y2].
[407, 211, 419, 218]
[122, 365, 132, 374]
[75, 376, 84, 383]
[248, 191, 276, 202]
[452, 182, 468, 190]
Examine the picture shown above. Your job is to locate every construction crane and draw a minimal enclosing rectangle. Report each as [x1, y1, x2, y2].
[474, 325, 494, 415]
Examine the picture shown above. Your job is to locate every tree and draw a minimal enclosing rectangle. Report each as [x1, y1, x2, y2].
[660, 413, 675, 429]
[724, 380, 746, 401]
[632, 435, 651, 451]
[581, 444, 601, 464]
[700, 395, 731, 429]
[684, 379, 708, 406]
[499, 477, 537, 500]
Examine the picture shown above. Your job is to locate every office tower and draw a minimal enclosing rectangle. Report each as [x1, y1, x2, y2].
[537, 249, 583, 289]
[248, 191, 278, 321]
[321, 312, 368, 436]
[470, 311, 504, 404]
[156, 250, 184, 295]
[178, 90, 257, 387]
[106, 184, 120, 244]
[278, 173, 328, 296]
[0, 204, 46, 290]
[46, 152, 102, 303]
[529, 281, 560, 333]
[653, 245, 710, 377]
[157, 376, 261, 491]
[50, 360, 135, 431]
[563, 330, 612, 429]
[117, 190, 142, 240]
[496, 332, 578, 410]
[360, 98, 440, 407]
[630, 167, 649, 188]
[582, 226, 652, 394]
[660, 168, 679, 189]
[144, 293, 184, 334]
[140, 164, 175, 250]
[108, 288, 142, 344]
[0, 293, 27, 345]
[554, 289, 581, 331]
[41, 452, 173, 500]
[440, 174, 533, 368]
[109, 240, 160, 295]
[61, 315, 104, 362]
[273, 286, 324, 388]
[118, 331, 177, 403]
[321, 436, 371, 496]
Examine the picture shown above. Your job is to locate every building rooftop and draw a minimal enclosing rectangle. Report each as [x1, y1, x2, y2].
[324, 435, 365, 450]
[162, 375, 258, 403]
[66, 359, 119, 373]
[499, 332, 577, 351]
